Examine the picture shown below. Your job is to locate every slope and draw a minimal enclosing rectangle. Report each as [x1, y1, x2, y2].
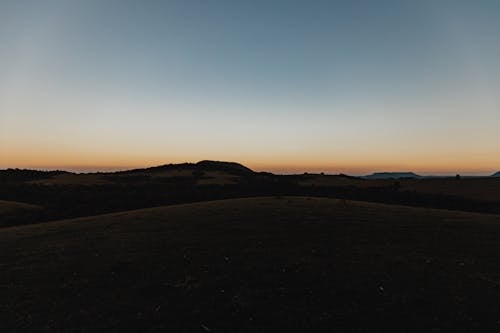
[2, 197, 500, 331]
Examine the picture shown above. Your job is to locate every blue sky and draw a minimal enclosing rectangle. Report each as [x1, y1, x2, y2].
[1, 0, 499, 174]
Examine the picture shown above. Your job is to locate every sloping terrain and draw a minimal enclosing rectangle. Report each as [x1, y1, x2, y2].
[29, 173, 112, 185]
[400, 177, 500, 202]
[297, 174, 389, 187]
[0, 200, 41, 214]
[0, 200, 42, 227]
[3, 163, 500, 228]
[9, 160, 252, 186]
[2, 197, 500, 332]
[298, 174, 500, 204]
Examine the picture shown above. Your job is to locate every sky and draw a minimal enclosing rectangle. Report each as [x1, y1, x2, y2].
[1, 0, 499, 175]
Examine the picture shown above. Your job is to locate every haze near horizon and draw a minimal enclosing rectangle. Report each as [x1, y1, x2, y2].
[1, 1, 499, 175]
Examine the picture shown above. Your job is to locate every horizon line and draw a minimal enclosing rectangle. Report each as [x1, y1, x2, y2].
[1, 163, 498, 177]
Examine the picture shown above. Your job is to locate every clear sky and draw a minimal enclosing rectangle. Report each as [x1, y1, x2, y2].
[1, 0, 499, 175]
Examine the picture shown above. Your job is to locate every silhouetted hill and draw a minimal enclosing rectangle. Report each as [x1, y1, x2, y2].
[195, 160, 254, 175]
[0, 168, 70, 182]
[3, 162, 500, 227]
[364, 172, 421, 179]
[120, 160, 254, 176]
[492, 172, 500, 177]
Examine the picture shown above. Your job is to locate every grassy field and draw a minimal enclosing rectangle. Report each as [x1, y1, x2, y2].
[0, 200, 41, 214]
[401, 177, 500, 202]
[2, 197, 500, 332]
[24, 169, 241, 186]
[4, 165, 500, 228]
[297, 175, 390, 188]
[0, 200, 42, 227]
[28, 173, 112, 186]
[298, 175, 500, 203]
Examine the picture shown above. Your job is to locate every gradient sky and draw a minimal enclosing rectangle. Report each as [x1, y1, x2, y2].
[1, 0, 499, 175]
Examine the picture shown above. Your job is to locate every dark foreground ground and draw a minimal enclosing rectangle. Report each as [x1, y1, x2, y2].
[2, 197, 500, 332]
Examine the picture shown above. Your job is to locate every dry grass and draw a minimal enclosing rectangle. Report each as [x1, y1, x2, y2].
[298, 175, 389, 187]
[299, 176, 500, 203]
[0, 200, 41, 215]
[27, 169, 241, 186]
[2, 197, 500, 331]
[400, 178, 500, 202]
[146, 168, 195, 178]
[196, 171, 240, 185]
[29, 173, 111, 185]
[0, 200, 42, 228]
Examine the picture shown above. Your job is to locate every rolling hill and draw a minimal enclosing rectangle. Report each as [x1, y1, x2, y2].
[120, 160, 254, 177]
[0, 160, 254, 186]
[2, 197, 500, 331]
[3, 161, 500, 228]
[0, 200, 42, 227]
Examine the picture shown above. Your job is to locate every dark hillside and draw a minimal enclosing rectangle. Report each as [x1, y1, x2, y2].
[2, 197, 500, 332]
[2, 163, 500, 227]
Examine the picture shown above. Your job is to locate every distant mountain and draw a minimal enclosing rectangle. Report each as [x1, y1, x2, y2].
[122, 160, 254, 176]
[195, 160, 254, 175]
[492, 172, 500, 177]
[363, 172, 421, 180]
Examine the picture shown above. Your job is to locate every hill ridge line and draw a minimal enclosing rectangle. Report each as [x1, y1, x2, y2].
[2, 196, 498, 232]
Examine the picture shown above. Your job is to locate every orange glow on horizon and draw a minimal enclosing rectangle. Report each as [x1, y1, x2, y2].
[2, 149, 499, 175]
[2, 133, 499, 175]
